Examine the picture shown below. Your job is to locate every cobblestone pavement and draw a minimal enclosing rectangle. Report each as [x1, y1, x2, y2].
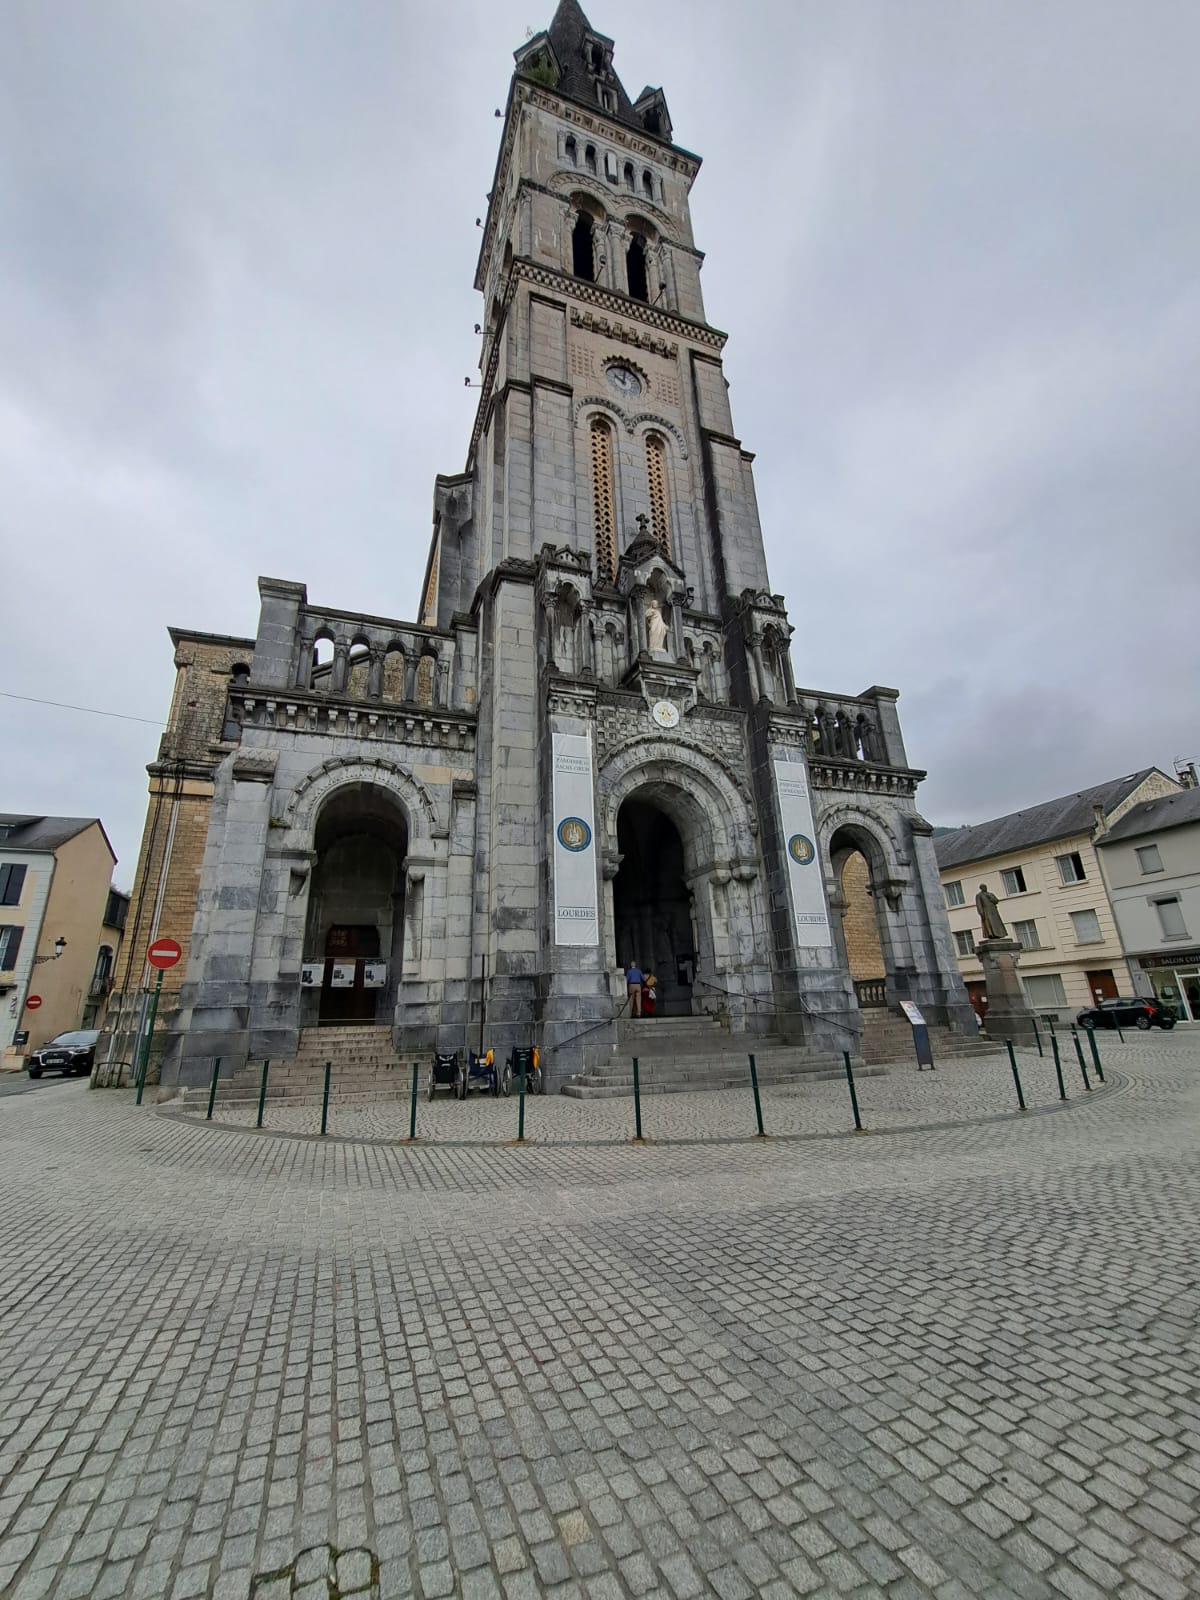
[181, 1045, 1115, 1146]
[1, 1033, 1197, 1600]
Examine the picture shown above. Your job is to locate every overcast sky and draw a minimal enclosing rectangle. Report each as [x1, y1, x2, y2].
[3, 0, 1198, 886]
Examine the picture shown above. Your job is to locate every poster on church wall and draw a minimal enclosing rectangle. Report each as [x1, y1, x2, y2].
[552, 731, 599, 946]
[773, 758, 833, 949]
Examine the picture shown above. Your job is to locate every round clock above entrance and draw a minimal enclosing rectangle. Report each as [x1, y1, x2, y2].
[651, 699, 680, 729]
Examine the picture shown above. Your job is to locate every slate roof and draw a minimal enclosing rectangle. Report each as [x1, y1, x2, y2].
[1095, 784, 1200, 846]
[0, 814, 112, 858]
[934, 769, 1164, 871]
[538, 0, 645, 134]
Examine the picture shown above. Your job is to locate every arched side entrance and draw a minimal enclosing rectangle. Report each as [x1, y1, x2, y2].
[612, 798, 696, 1015]
[303, 784, 408, 1026]
[827, 823, 902, 1011]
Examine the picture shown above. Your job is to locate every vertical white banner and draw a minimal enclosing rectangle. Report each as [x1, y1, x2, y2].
[552, 731, 599, 946]
[773, 758, 832, 948]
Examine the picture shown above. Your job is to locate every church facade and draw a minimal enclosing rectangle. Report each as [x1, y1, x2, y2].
[156, 1, 972, 1088]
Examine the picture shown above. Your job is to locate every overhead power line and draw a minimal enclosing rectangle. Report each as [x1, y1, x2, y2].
[0, 691, 165, 728]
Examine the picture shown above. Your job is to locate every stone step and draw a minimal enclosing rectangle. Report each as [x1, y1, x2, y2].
[563, 1065, 887, 1099]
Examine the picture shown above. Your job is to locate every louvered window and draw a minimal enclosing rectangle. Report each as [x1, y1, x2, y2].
[645, 433, 670, 558]
[590, 419, 617, 581]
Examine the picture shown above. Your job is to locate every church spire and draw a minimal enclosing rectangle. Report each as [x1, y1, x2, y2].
[520, 0, 648, 135]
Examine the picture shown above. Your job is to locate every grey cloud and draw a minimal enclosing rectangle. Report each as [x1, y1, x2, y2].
[2, 0, 1198, 879]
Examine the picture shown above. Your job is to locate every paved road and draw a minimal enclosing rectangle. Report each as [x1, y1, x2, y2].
[0, 1071, 77, 1099]
[0, 1035, 1197, 1600]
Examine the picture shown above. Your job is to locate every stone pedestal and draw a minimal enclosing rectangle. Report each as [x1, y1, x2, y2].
[977, 938, 1038, 1044]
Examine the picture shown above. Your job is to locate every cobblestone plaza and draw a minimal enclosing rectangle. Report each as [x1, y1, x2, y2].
[2, 1033, 1198, 1599]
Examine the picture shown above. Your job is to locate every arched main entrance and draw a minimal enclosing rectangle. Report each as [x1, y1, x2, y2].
[304, 784, 408, 1026]
[612, 796, 697, 1015]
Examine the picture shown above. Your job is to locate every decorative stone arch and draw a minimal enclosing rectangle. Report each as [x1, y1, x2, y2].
[284, 757, 440, 845]
[548, 170, 613, 209]
[627, 413, 689, 459]
[816, 801, 909, 883]
[573, 395, 628, 429]
[599, 738, 758, 874]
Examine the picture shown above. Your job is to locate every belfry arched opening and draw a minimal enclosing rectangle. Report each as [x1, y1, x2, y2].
[612, 795, 697, 1015]
[303, 785, 408, 1026]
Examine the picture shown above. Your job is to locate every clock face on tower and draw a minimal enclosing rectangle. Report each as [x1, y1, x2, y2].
[651, 699, 680, 730]
[605, 364, 642, 398]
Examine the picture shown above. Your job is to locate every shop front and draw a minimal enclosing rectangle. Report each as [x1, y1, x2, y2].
[1138, 950, 1200, 1022]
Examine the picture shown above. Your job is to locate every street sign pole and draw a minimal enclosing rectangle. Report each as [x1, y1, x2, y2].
[136, 939, 183, 1101]
[135, 970, 164, 1106]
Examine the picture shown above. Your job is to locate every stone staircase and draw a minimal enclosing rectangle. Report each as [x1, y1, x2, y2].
[858, 1010, 1002, 1066]
[222, 1025, 413, 1102]
[561, 1015, 882, 1099]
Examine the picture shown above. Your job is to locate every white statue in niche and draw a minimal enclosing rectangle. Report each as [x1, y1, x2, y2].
[645, 595, 670, 655]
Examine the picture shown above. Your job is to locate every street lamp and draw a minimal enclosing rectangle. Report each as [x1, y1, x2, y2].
[33, 937, 67, 966]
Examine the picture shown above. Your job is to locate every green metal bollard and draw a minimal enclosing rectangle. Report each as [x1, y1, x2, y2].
[1050, 1034, 1067, 1101]
[320, 1060, 332, 1135]
[842, 1050, 863, 1131]
[632, 1056, 643, 1140]
[206, 1057, 221, 1121]
[1114, 1016, 1125, 1043]
[1071, 1026, 1092, 1090]
[748, 1054, 765, 1137]
[1031, 1016, 1043, 1057]
[1086, 1026, 1105, 1083]
[1005, 1040, 1027, 1111]
[409, 1063, 419, 1139]
[517, 1057, 527, 1142]
[256, 1060, 270, 1129]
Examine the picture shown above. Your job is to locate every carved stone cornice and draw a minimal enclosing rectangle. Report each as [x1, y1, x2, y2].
[808, 758, 924, 799]
[234, 693, 476, 753]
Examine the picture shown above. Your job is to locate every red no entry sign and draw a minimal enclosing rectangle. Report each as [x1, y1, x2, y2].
[25, 995, 42, 1010]
[146, 938, 182, 971]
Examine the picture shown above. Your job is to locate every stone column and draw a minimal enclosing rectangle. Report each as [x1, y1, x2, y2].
[977, 938, 1038, 1044]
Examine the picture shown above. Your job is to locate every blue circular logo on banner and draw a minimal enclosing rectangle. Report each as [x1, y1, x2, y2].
[788, 833, 815, 866]
[557, 817, 592, 852]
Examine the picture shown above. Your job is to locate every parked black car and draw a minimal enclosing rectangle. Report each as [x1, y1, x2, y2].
[1076, 998, 1175, 1032]
[27, 1030, 101, 1077]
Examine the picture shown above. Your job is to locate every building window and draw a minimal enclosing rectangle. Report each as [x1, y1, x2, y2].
[1000, 866, 1027, 895]
[0, 864, 26, 906]
[584, 143, 597, 175]
[944, 880, 965, 908]
[1136, 843, 1164, 874]
[1069, 908, 1103, 945]
[642, 168, 654, 200]
[954, 930, 976, 957]
[104, 889, 129, 932]
[571, 212, 596, 281]
[0, 924, 23, 970]
[1024, 973, 1068, 1011]
[626, 233, 649, 302]
[590, 417, 617, 582]
[1013, 919, 1041, 950]
[623, 160, 635, 190]
[1154, 896, 1188, 940]
[564, 134, 577, 166]
[645, 433, 670, 556]
[1056, 851, 1086, 885]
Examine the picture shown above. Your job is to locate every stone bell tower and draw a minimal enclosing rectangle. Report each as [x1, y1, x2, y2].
[425, 0, 974, 1067]
[154, 0, 971, 1091]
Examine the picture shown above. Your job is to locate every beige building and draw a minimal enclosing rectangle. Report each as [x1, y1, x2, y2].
[1095, 774, 1200, 1021]
[0, 815, 128, 1064]
[935, 769, 1181, 1023]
